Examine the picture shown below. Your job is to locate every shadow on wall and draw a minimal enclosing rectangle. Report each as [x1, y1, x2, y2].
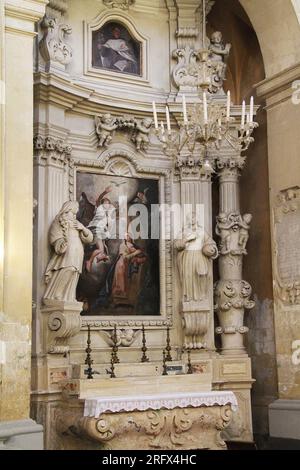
[208, 0, 278, 440]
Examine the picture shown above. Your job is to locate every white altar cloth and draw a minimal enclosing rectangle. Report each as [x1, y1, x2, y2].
[84, 391, 238, 418]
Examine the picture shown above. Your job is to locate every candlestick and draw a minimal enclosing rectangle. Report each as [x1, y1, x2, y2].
[202, 0, 206, 49]
[166, 106, 171, 133]
[226, 90, 231, 120]
[165, 326, 172, 362]
[109, 351, 116, 379]
[250, 96, 254, 123]
[152, 101, 158, 130]
[241, 100, 246, 129]
[141, 325, 149, 363]
[85, 325, 94, 380]
[203, 92, 208, 124]
[112, 325, 120, 364]
[182, 95, 188, 124]
[187, 349, 193, 375]
[162, 350, 168, 376]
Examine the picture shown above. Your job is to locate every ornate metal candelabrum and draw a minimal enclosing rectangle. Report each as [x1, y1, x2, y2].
[153, 93, 258, 169]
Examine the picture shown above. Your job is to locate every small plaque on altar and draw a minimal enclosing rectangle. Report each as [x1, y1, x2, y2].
[166, 365, 184, 375]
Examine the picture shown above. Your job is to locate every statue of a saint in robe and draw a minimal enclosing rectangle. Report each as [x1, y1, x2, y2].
[44, 201, 93, 304]
[175, 217, 218, 303]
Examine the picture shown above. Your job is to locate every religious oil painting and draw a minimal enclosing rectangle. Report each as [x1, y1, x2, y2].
[92, 22, 141, 76]
[76, 171, 160, 316]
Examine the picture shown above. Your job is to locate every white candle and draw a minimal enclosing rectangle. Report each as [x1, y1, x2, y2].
[241, 100, 246, 128]
[152, 101, 158, 130]
[166, 106, 171, 133]
[182, 95, 188, 124]
[226, 90, 231, 120]
[250, 96, 254, 123]
[161, 121, 165, 135]
[203, 92, 208, 124]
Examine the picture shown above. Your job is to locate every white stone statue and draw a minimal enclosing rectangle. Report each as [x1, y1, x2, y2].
[44, 201, 93, 304]
[95, 114, 118, 147]
[132, 117, 153, 151]
[175, 216, 218, 302]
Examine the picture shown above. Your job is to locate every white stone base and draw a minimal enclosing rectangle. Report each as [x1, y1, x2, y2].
[0, 419, 43, 450]
[269, 400, 300, 440]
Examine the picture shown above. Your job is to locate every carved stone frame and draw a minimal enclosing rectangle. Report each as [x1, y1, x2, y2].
[273, 186, 300, 307]
[68, 149, 173, 329]
[84, 10, 150, 86]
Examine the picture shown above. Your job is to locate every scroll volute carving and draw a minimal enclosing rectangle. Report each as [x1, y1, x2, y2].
[39, 15, 73, 68]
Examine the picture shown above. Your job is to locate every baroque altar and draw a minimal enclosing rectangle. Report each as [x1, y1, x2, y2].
[31, 0, 257, 450]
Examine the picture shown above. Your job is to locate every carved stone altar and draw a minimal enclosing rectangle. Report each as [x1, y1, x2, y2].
[51, 376, 237, 450]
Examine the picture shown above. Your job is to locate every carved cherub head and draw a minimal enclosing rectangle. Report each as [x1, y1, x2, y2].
[101, 113, 113, 124]
[142, 117, 153, 129]
[243, 214, 252, 225]
[211, 31, 223, 45]
[217, 212, 227, 224]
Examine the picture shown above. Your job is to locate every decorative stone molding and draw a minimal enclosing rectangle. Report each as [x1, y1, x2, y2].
[95, 114, 153, 152]
[33, 135, 72, 167]
[103, 0, 135, 9]
[101, 328, 141, 347]
[43, 302, 82, 355]
[181, 309, 209, 350]
[48, 0, 68, 14]
[39, 15, 73, 71]
[172, 35, 230, 94]
[55, 405, 233, 450]
[273, 187, 300, 306]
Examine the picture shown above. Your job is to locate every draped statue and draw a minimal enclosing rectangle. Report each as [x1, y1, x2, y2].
[44, 201, 93, 304]
[175, 216, 218, 303]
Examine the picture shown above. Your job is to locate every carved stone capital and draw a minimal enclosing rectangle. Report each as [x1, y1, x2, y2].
[216, 157, 246, 174]
[55, 405, 233, 450]
[33, 135, 72, 167]
[43, 301, 82, 355]
[39, 15, 73, 71]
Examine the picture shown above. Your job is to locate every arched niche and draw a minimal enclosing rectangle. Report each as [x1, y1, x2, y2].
[84, 10, 149, 85]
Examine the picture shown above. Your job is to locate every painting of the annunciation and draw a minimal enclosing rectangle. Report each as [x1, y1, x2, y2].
[76, 171, 160, 316]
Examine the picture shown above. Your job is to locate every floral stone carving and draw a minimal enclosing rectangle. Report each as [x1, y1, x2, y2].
[55, 405, 233, 450]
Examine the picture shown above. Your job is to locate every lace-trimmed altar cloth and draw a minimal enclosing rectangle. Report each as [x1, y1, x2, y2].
[84, 391, 238, 418]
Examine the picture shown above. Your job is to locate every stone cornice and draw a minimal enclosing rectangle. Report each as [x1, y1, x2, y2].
[5, 0, 48, 35]
[5, 0, 48, 22]
[34, 72, 171, 117]
[255, 62, 300, 108]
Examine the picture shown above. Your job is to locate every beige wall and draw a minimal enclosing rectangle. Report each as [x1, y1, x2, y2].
[0, 0, 47, 422]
